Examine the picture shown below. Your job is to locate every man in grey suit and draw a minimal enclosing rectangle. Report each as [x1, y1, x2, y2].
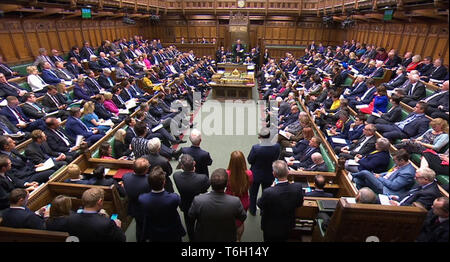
[188, 168, 247, 242]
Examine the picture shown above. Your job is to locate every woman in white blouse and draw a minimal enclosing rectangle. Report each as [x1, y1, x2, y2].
[27, 65, 48, 96]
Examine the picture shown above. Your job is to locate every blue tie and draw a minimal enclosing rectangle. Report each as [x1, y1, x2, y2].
[396, 114, 417, 130]
[108, 77, 114, 87]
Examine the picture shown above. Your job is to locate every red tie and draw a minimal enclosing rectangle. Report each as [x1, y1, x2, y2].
[13, 108, 26, 121]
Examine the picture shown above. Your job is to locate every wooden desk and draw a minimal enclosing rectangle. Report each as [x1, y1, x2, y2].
[216, 63, 249, 73]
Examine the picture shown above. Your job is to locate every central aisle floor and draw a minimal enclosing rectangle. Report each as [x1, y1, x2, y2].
[126, 86, 266, 242]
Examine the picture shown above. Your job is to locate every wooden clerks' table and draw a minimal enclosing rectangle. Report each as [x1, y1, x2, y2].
[210, 66, 255, 100]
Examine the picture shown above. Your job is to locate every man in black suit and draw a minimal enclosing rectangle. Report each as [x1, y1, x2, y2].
[417, 56, 433, 76]
[0, 115, 28, 144]
[424, 80, 449, 120]
[0, 188, 45, 230]
[66, 187, 126, 242]
[142, 137, 174, 193]
[124, 116, 137, 146]
[49, 49, 65, 64]
[401, 52, 413, 68]
[305, 174, 333, 198]
[376, 101, 430, 141]
[188, 168, 246, 242]
[98, 69, 116, 90]
[41, 85, 68, 113]
[0, 73, 27, 101]
[0, 156, 38, 210]
[84, 70, 103, 95]
[21, 93, 68, 121]
[422, 58, 448, 82]
[173, 154, 210, 242]
[303, 152, 329, 172]
[80, 41, 96, 61]
[180, 129, 213, 177]
[0, 136, 54, 183]
[43, 117, 81, 162]
[68, 46, 82, 63]
[257, 160, 303, 242]
[0, 55, 20, 79]
[24, 130, 68, 170]
[335, 123, 377, 159]
[382, 67, 407, 90]
[402, 74, 426, 107]
[416, 196, 449, 242]
[288, 136, 321, 169]
[65, 57, 85, 78]
[93, 94, 121, 124]
[122, 158, 151, 242]
[54, 61, 76, 82]
[389, 167, 442, 210]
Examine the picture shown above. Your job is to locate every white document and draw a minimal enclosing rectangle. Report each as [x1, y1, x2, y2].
[346, 159, 360, 166]
[0, 100, 7, 106]
[104, 168, 111, 175]
[75, 135, 83, 147]
[125, 99, 137, 109]
[351, 68, 359, 74]
[345, 197, 356, 204]
[64, 80, 73, 86]
[45, 111, 59, 117]
[355, 104, 369, 109]
[247, 65, 255, 70]
[151, 124, 163, 133]
[271, 107, 279, 111]
[285, 147, 293, 153]
[371, 112, 381, 118]
[36, 158, 55, 172]
[279, 130, 291, 139]
[119, 109, 129, 115]
[378, 194, 392, 205]
[332, 137, 348, 145]
[102, 119, 114, 127]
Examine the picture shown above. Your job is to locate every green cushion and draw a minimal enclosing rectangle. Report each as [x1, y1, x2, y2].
[342, 77, 354, 87]
[320, 144, 336, 172]
[436, 175, 449, 187]
[411, 153, 422, 166]
[18, 82, 31, 91]
[387, 156, 395, 171]
[425, 88, 434, 98]
[401, 109, 409, 120]
[11, 63, 33, 76]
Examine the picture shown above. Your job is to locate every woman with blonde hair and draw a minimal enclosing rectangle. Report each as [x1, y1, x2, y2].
[225, 150, 253, 242]
[27, 65, 48, 95]
[397, 118, 449, 154]
[81, 101, 111, 132]
[56, 82, 73, 103]
[113, 128, 132, 159]
[103, 92, 120, 116]
[407, 55, 421, 72]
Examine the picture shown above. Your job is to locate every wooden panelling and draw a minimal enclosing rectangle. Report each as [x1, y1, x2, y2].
[346, 22, 449, 65]
[0, 18, 140, 64]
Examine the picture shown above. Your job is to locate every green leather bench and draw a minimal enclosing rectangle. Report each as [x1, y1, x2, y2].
[320, 144, 336, 173]
[11, 63, 33, 76]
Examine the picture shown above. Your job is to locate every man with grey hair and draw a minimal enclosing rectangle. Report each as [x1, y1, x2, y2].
[416, 196, 449, 242]
[302, 152, 328, 172]
[356, 187, 378, 204]
[98, 68, 116, 90]
[389, 167, 441, 210]
[173, 154, 210, 241]
[142, 137, 174, 192]
[180, 129, 213, 177]
[401, 73, 426, 107]
[257, 160, 303, 242]
[33, 48, 55, 69]
[345, 137, 391, 174]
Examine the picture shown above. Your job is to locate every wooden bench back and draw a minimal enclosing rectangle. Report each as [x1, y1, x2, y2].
[0, 226, 69, 242]
[316, 198, 427, 242]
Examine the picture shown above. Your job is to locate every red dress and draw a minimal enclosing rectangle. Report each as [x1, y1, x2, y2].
[225, 169, 253, 227]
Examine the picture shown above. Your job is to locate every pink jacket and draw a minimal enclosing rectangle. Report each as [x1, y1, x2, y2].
[103, 100, 119, 115]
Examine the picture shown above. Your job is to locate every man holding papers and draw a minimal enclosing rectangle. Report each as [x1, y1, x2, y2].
[65, 107, 104, 146]
[21, 92, 69, 120]
[25, 130, 67, 171]
[44, 117, 83, 163]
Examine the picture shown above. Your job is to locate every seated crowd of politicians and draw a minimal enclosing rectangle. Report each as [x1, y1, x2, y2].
[0, 38, 448, 242]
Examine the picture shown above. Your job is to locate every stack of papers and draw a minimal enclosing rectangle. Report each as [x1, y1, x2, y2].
[36, 158, 55, 172]
[331, 137, 348, 145]
[355, 104, 369, 109]
[371, 112, 381, 118]
[119, 109, 129, 114]
[279, 130, 291, 139]
[101, 119, 114, 126]
[346, 159, 359, 166]
[378, 194, 392, 205]
[285, 147, 293, 153]
[125, 100, 137, 109]
[75, 135, 83, 147]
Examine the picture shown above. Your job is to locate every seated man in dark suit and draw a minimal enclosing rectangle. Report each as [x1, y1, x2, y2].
[401, 74, 426, 107]
[343, 75, 367, 99]
[88, 55, 103, 74]
[336, 123, 377, 159]
[24, 130, 68, 171]
[41, 85, 69, 113]
[382, 67, 407, 90]
[0, 155, 38, 210]
[376, 101, 430, 141]
[0, 56, 21, 79]
[65, 107, 104, 146]
[93, 94, 121, 124]
[97, 68, 116, 90]
[422, 58, 448, 82]
[0, 96, 46, 133]
[0, 188, 45, 230]
[41, 62, 64, 85]
[389, 167, 442, 210]
[0, 114, 28, 143]
[65, 57, 85, 78]
[345, 137, 391, 174]
[73, 77, 95, 101]
[180, 129, 213, 177]
[84, 70, 104, 95]
[416, 196, 449, 242]
[44, 117, 82, 163]
[348, 78, 377, 110]
[66, 187, 126, 242]
[0, 73, 27, 102]
[54, 61, 76, 83]
[305, 174, 333, 197]
[49, 49, 65, 64]
[21, 92, 69, 121]
[423, 80, 449, 120]
[302, 152, 329, 172]
[287, 136, 321, 170]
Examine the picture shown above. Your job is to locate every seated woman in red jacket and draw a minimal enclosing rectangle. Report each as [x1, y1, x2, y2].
[406, 55, 422, 72]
